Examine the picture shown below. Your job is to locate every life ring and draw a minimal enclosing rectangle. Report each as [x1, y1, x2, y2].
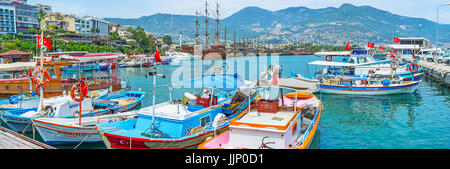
[409, 62, 419, 73]
[390, 61, 399, 70]
[325, 55, 333, 62]
[20, 69, 31, 77]
[32, 69, 50, 86]
[70, 82, 88, 103]
[35, 85, 45, 96]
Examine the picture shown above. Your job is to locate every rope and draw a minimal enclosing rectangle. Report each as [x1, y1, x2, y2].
[258, 136, 275, 149]
[73, 133, 93, 149]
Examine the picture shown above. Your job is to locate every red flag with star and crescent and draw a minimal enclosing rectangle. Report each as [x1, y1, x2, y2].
[36, 35, 52, 50]
[154, 49, 163, 63]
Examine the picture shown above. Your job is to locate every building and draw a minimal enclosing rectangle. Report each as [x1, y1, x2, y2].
[0, 50, 31, 63]
[0, 1, 39, 35]
[0, 0, 27, 3]
[11, 2, 39, 34]
[389, 37, 432, 59]
[0, 3, 16, 34]
[75, 17, 109, 36]
[35, 4, 51, 14]
[44, 12, 76, 33]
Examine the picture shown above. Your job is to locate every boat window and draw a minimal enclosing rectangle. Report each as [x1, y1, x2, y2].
[200, 115, 210, 127]
[369, 81, 379, 85]
[47, 66, 58, 79]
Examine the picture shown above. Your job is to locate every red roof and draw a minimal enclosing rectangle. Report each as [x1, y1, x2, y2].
[0, 50, 31, 56]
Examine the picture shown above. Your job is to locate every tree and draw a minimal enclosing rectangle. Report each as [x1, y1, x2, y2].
[162, 35, 172, 45]
[28, 28, 37, 34]
[109, 32, 120, 40]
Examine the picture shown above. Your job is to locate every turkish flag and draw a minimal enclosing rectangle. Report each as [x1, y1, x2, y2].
[36, 35, 52, 50]
[393, 37, 400, 43]
[154, 49, 163, 63]
[345, 42, 351, 51]
[368, 43, 375, 48]
[378, 46, 384, 50]
[392, 47, 397, 53]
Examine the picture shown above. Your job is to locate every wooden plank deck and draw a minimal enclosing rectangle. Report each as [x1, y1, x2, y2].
[0, 126, 54, 149]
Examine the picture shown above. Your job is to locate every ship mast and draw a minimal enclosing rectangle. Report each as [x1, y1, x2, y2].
[195, 11, 199, 45]
[214, 3, 220, 45]
[204, 1, 209, 48]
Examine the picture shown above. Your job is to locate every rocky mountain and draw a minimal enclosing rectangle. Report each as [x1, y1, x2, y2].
[105, 3, 450, 45]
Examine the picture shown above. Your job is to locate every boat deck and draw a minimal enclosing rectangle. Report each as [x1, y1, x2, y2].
[0, 126, 54, 149]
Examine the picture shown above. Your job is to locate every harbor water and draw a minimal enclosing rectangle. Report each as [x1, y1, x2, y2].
[2, 55, 449, 149]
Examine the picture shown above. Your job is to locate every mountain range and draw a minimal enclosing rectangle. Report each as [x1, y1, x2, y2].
[104, 3, 450, 45]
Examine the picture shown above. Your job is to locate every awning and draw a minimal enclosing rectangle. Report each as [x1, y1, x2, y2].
[60, 53, 125, 62]
[314, 51, 352, 56]
[0, 62, 36, 71]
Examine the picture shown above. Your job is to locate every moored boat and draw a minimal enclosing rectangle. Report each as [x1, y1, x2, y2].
[199, 85, 322, 149]
[97, 73, 255, 149]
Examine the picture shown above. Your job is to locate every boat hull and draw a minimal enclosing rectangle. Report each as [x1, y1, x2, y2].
[99, 125, 229, 149]
[33, 120, 101, 145]
[318, 81, 420, 95]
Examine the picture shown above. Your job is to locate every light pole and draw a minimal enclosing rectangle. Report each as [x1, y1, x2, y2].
[436, 3, 450, 46]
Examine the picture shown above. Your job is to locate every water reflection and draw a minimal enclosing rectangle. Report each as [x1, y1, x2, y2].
[320, 92, 422, 130]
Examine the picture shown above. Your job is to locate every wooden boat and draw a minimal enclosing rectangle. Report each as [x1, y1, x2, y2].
[199, 85, 322, 149]
[31, 112, 137, 145]
[0, 61, 122, 98]
[0, 89, 109, 111]
[0, 91, 145, 133]
[96, 73, 254, 149]
[317, 75, 420, 95]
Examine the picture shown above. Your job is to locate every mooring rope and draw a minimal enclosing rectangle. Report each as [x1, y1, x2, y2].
[73, 133, 93, 149]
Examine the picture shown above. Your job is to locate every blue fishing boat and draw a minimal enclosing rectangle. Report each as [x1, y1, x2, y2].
[97, 73, 256, 149]
[312, 51, 423, 81]
[0, 91, 145, 133]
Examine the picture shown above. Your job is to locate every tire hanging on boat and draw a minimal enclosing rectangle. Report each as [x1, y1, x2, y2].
[325, 55, 333, 62]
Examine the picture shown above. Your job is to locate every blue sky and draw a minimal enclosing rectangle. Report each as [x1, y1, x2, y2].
[28, 0, 450, 24]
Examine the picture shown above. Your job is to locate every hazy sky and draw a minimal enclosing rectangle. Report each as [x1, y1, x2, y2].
[28, 0, 450, 24]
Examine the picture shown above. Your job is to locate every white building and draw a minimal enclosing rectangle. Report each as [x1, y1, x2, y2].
[389, 37, 432, 59]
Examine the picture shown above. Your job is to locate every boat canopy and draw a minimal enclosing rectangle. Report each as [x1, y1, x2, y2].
[173, 73, 245, 92]
[308, 59, 390, 67]
[60, 53, 125, 62]
[314, 51, 352, 56]
[308, 60, 358, 67]
[0, 62, 35, 71]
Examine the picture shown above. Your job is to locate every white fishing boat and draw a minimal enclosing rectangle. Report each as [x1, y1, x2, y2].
[31, 112, 137, 145]
[166, 52, 202, 65]
[199, 76, 322, 149]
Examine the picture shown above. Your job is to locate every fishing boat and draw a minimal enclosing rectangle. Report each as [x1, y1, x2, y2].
[0, 88, 109, 111]
[31, 112, 137, 145]
[316, 74, 420, 95]
[166, 52, 202, 66]
[298, 58, 422, 95]
[96, 73, 255, 149]
[199, 76, 322, 149]
[312, 51, 423, 81]
[0, 61, 123, 98]
[0, 91, 144, 133]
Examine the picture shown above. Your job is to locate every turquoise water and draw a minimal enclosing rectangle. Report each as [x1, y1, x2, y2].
[2, 55, 449, 149]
